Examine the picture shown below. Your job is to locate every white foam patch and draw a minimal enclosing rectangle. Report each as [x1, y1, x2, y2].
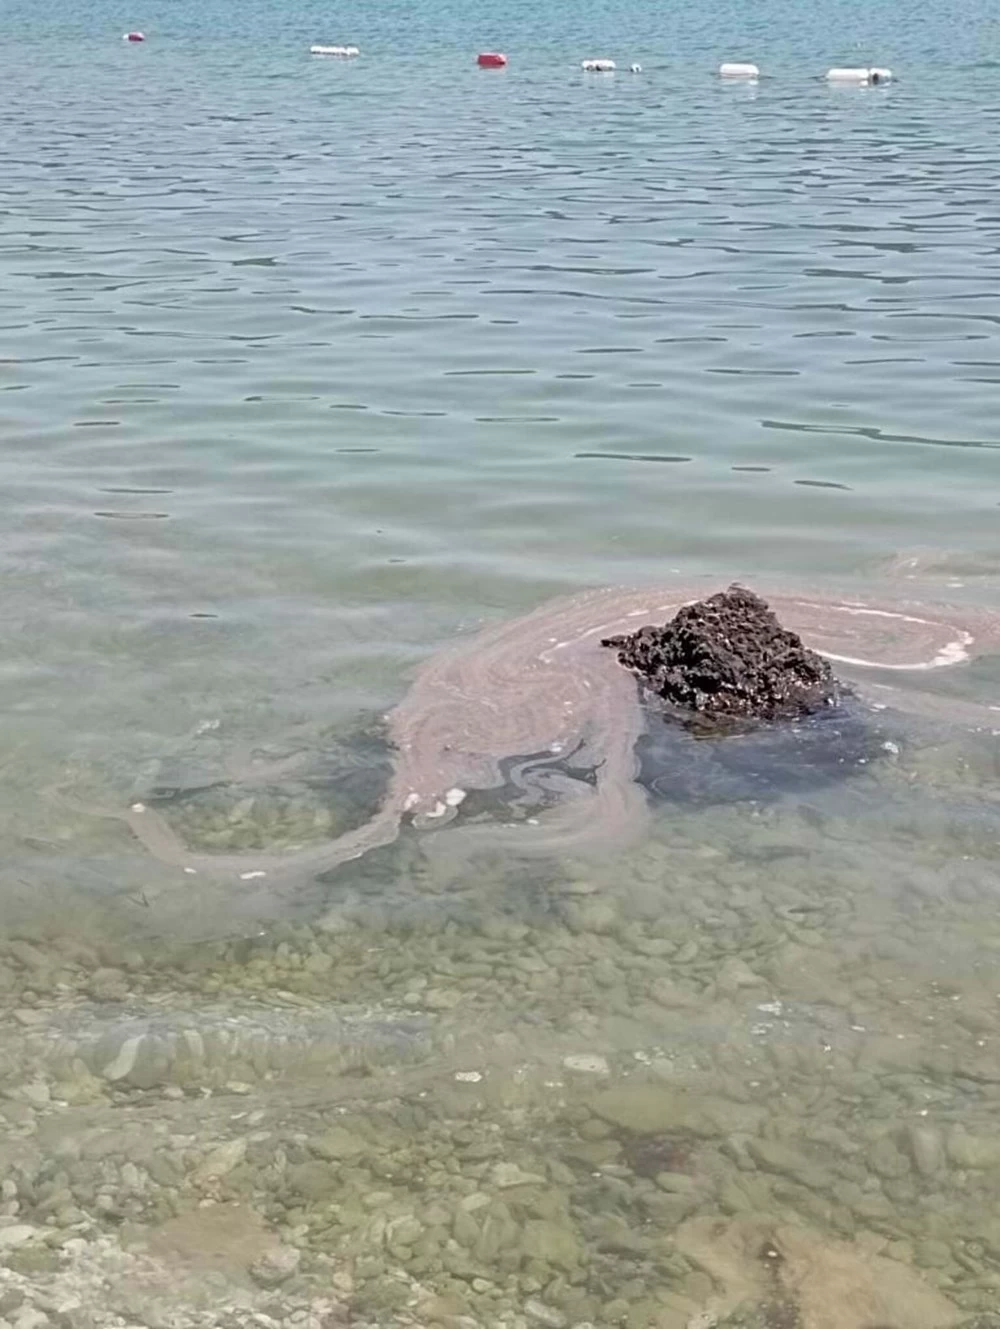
[794, 602, 974, 671]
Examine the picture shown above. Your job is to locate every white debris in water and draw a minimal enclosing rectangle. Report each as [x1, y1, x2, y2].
[183, 867, 197, 875]
[882, 740, 901, 755]
[756, 1000, 784, 1016]
[403, 791, 421, 811]
[239, 870, 267, 880]
[563, 1054, 610, 1076]
[455, 1071, 483, 1083]
[444, 787, 467, 807]
[130, 802, 146, 813]
[194, 718, 220, 735]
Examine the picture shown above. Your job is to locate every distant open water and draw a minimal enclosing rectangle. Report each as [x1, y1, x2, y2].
[0, 0, 998, 924]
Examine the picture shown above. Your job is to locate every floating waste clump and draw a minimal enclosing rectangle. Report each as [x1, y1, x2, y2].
[52, 577, 998, 890]
[601, 584, 885, 804]
[602, 583, 839, 727]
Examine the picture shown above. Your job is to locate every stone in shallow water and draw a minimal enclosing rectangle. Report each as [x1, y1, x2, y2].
[96, 1033, 144, 1082]
[908, 1124, 945, 1177]
[563, 1054, 610, 1076]
[590, 1084, 727, 1137]
[250, 1244, 301, 1287]
[0, 1226, 39, 1250]
[945, 1126, 1000, 1169]
[191, 1137, 248, 1186]
[310, 1126, 367, 1161]
[491, 1162, 545, 1189]
[671, 1217, 963, 1329]
[521, 1220, 582, 1272]
[775, 1223, 964, 1329]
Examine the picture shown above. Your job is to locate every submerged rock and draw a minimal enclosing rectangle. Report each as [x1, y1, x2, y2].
[671, 1216, 964, 1329]
[603, 584, 837, 726]
[249, 1243, 301, 1287]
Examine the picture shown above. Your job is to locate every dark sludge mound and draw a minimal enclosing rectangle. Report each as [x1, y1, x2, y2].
[603, 584, 884, 803]
[602, 584, 837, 727]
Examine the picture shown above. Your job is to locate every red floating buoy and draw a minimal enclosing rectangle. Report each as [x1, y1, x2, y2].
[124, 31, 146, 42]
[477, 52, 507, 68]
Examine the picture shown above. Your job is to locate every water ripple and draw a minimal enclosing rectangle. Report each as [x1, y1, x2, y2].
[0, 0, 997, 900]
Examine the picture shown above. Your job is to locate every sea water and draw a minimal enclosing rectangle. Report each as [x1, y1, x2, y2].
[0, 0, 998, 1322]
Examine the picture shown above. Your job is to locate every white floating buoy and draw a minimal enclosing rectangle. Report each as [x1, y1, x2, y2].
[826, 66, 892, 84]
[310, 44, 359, 57]
[719, 61, 759, 79]
[582, 58, 616, 72]
[630, 63, 642, 73]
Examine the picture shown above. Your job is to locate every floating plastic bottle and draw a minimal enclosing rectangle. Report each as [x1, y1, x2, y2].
[719, 61, 759, 79]
[582, 58, 616, 72]
[310, 44, 360, 57]
[123, 31, 145, 42]
[477, 52, 508, 68]
[826, 66, 892, 84]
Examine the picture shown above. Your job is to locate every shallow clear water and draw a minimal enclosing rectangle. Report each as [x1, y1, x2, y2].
[0, 0, 999, 1324]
